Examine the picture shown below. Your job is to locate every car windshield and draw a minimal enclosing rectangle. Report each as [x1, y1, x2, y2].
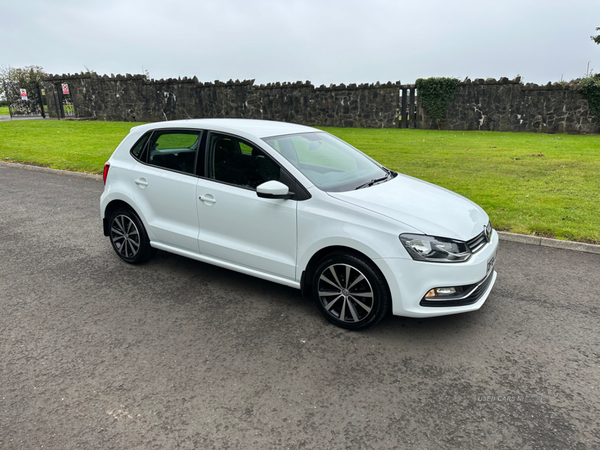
[262, 132, 390, 192]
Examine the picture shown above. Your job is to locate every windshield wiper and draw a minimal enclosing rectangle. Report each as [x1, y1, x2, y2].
[355, 171, 393, 190]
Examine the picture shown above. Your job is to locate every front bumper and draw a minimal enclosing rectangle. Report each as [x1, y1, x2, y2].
[377, 230, 499, 318]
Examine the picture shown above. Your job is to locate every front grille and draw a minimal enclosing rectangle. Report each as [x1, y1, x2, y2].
[467, 230, 487, 253]
[420, 269, 495, 307]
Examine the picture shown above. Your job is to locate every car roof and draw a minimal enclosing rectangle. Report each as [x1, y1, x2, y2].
[129, 118, 318, 140]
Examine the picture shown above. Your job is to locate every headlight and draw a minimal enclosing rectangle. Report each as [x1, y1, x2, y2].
[399, 234, 472, 263]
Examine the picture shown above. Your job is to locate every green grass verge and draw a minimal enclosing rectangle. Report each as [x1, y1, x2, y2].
[320, 128, 600, 244]
[1, 120, 599, 243]
[0, 120, 143, 173]
[0, 106, 9, 115]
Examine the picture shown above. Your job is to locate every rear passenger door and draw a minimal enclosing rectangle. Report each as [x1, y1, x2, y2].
[130, 130, 202, 252]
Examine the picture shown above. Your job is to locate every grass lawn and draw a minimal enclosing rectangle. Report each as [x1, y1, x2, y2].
[321, 127, 600, 244]
[1, 120, 599, 243]
[0, 106, 9, 115]
[0, 120, 142, 173]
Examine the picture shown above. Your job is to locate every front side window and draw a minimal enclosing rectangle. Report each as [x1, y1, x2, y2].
[208, 133, 281, 189]
[147, 131, 201, 175]
[263, 132, 389, 192]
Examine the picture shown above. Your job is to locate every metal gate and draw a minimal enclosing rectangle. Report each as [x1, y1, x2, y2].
[4, 80, 47, 118]
[54, 82, 75, 118]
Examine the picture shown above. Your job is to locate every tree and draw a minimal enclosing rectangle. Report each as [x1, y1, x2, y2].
[592, 27, 600, 45]
[0, 65, 47, 101]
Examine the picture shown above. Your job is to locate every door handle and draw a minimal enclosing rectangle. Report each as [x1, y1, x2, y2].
[135, 178, 148, 187]
[199, 194, 216, 205]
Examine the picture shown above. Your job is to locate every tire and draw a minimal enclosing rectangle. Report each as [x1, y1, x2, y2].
[108, 208, 155, 264]
[312, 252, 391, 330]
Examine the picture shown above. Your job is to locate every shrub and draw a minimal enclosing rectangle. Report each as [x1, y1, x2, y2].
[575, 74, 600, 121]
[415, 77, 460, 128]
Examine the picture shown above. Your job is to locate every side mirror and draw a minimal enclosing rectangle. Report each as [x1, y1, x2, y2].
[256, 180, 293, 199]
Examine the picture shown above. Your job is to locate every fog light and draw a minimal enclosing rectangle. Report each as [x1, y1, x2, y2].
[425, 287, 458, 298]
[436, 287, 457, 295]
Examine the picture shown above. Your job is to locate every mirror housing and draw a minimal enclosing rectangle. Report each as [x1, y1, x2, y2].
[256, 180, 293, 199]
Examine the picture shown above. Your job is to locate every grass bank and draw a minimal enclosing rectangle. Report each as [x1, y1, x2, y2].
[1, 120, 599, 243]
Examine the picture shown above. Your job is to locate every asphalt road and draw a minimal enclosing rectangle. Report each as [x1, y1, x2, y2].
[1, 164, 598, 449]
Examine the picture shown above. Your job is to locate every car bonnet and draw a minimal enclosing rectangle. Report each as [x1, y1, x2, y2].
[327, 173, 490, 241]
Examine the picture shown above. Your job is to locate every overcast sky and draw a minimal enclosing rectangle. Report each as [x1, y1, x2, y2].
[2, 0, 599, 86]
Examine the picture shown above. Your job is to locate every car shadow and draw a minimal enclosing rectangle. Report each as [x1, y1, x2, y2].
[143, 249, 489, 342]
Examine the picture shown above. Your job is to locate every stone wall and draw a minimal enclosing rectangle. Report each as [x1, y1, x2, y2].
[43, 73, 598, 133]
[43, 73, 401, 128]
[415, 77, 598, 134]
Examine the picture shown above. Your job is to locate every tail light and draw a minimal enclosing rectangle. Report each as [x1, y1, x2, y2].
[103, 162, 110, 185]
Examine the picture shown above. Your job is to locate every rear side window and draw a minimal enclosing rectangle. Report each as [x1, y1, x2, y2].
[130, 132, 151, 160]
[147, 131, 201, 175]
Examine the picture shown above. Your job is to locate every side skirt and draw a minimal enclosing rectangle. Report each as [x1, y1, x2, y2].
[151, 242, 302, 290]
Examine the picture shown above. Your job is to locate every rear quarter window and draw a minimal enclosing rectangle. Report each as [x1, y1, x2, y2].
[130, 132, 152, 161]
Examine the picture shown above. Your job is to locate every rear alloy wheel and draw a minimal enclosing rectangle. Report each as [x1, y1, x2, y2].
[109, 208, 154, 264]
[313, 253, 390, 330]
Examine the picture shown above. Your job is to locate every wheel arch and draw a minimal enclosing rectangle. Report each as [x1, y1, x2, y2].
[102, 199, 137, 236]
[300, 245, 388, 297]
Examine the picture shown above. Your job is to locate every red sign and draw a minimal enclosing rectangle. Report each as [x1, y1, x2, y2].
[20, 89, 28, 100]
[62, 83, 70, 95]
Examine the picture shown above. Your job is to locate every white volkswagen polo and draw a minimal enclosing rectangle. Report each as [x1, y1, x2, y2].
[101, 119, 498, 330]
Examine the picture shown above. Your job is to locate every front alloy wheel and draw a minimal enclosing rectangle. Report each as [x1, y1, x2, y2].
[313, 253, 390, 330]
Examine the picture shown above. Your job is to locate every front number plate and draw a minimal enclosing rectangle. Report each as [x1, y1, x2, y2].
[487, 251, 497, 274]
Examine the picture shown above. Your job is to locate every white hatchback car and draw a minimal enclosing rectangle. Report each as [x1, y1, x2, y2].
[101, 119, 498, 330]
